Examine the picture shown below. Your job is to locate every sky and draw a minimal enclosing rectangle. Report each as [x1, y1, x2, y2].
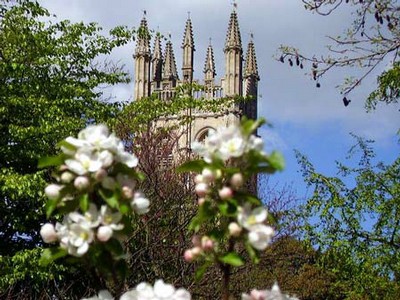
[38, 0, 399, 198]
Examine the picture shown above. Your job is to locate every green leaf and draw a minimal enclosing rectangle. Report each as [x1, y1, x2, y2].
[99, 189, 119, 209]
[195, 261, 212, 281]
[39, 247, 68, 266]
[219, 252, 244, 267]
[245, 241, 260, 264]
[46, 198, 58, 218]
[79, 193, 89, 212]
[267, 151, 285, 171]
[38, 155, 64, 168]
[177, 160, 207, 173]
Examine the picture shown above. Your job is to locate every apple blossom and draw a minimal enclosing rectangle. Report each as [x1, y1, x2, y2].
[45, 184, 63, 200]
[119, 280, 191, 300]
[228, 222, 242, 237]
[40, 223, 57, 243]
[218, 186, 233, 200]
[230, 173, 244, 189]
[81, 290, 113, 300]
[131, 191, 150, 215]
[195, 182, 208, 197]
[74, 176, 90, 191]
[97, 226, 113, 242]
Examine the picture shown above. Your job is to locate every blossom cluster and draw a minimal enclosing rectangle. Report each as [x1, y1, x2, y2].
[83, 280, 191, 300]
[41, 124, 149, 257]
[191, 125, 264, 163]
[190, 123, 274, 254]
[41, 204, 125, 256]
[242, 284, 299, 300]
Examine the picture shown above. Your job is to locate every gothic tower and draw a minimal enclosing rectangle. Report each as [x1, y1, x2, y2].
[242, 35, 260, 120]
[132, 8, 260, 147]
[203, 41, 216, 98]
[223, 10, 243, 97]
[151, 32, 163, 92]
[182, 16, 195, 84]
[133, 15, 151, 100]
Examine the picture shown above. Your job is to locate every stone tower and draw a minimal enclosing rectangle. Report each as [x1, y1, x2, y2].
[133, 15, 151, 100]
[133, 8, 260, 148]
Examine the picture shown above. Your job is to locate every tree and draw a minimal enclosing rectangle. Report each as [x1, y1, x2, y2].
[296, 136, 400, 299]
[279, 0, 400, 110]
[0, 0, 133, 297]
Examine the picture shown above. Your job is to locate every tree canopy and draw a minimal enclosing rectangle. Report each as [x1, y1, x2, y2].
[279, 0, 400, 110]
[0, 0, 133, 297]
[296, 137, 400, 299]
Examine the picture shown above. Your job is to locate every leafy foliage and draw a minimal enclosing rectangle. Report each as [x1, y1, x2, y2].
[0, 0, 133, 296]
[297, 137, 400, 299]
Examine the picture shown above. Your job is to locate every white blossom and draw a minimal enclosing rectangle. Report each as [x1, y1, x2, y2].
[131, 191, 150, 215]
[81, 290, 114, 300]
[40, 223, 58, 243]
[242, 283, 299, 300]
[69, 203, 100, 228]
[237, 205, 274, 251]
[45, 184, 63, 200]
[248, 224, 274, 250]
[59, 222, 94, 257]
[120, 280, 191, 300]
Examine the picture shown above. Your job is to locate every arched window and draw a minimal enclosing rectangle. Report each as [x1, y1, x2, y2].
[195, 127, 216, 143]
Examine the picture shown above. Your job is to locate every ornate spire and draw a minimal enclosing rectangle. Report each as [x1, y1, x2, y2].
[204, 40, 216, 77]
[182, 15, 195, 49]
[163, 38, 179, 81]
[224, 10, 242, 51]
[134, 15, 151, 57]
[153, 32, 162, 61]
[244, 36, 259, 80]
[182, 15, 195, 83]
[151, 32, 163, 83]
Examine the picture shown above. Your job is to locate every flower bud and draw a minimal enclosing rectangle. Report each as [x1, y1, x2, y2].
[214, 169, 222, 179]
[218, 186, 233, 200]
[230, 173, 244, 189]
[191, 246, 202, 257]
[197, 197, 206, 206]
[40, 223, 58, 243]
[45, 184, 63, 200]
[201, 168, 215, 183]
[228, 222, 242, 237]
[194, 174, 204, 184]
[60, 171, 75, 183]
[95, 168, 107, 181]
[131, 192, 150, 215]
[74, 176, 90, 191]
[195, 183, 209, 197]
[191, 235, 201, 246]
[97, 226, 113, 242]
[122, 186, 133, 199]
[184, 249, 194, 262]
[201, 236, 214, 251]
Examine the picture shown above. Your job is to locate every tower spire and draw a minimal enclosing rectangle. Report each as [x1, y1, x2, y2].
[242, 34, 260, 120]
[224, 9, 243, 96]
[133, 14, 151, 100]
[244, 35, 259, 80]
[163, 35, 179, 86]
[151, 32, 163, 91]
[224, 9, 242, 51]
[204, 40, 216, 98]
[182, 15, 195, 83]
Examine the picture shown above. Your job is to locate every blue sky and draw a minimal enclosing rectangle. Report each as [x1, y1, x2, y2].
[39, 0, 399, 198]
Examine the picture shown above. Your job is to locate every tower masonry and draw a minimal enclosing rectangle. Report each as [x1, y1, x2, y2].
[133, 9, 261, 151]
